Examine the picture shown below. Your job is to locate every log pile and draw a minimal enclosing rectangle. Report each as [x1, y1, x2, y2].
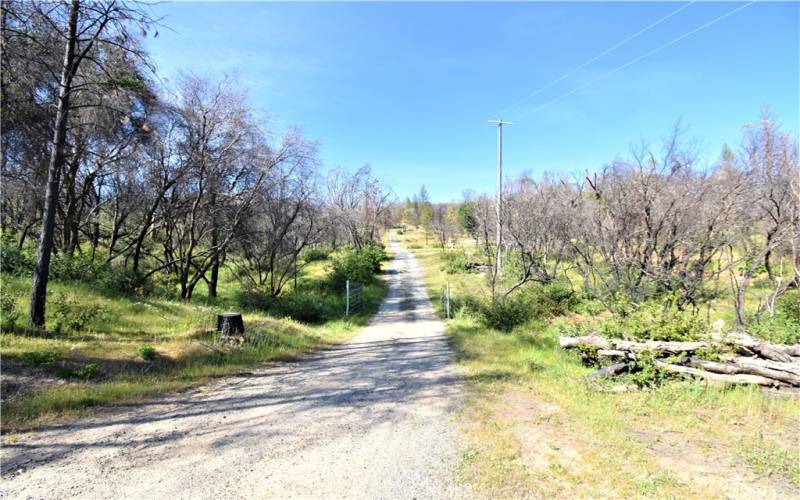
[559, 332, 800, 390]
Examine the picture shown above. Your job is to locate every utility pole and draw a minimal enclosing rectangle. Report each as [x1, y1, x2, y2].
[488, 119, 511, 276]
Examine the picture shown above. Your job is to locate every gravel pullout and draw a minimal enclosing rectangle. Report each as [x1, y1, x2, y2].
[1, 239, 466, 499]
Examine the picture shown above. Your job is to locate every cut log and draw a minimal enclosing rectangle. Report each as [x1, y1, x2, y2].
[732, 357, 800, 376]
[597, 349, 636, 359]
[653, 360, 786, 387]
[710, 332, 799, 362]
[559, 334, 609, 349]
[559, 335, 708, 354]
[588, 361, 633, 380]
[687, 358, 800, 387]
[217, 312, 245, 337]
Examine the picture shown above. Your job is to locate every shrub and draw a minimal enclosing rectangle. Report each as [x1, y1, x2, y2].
[0, 234, 34, 275]
[627, 350, 671, 388]
[526, 283, 580, 319]
[598, 296, 707, 342]
[776, 290, 799, 321]
[235, 288, 275, 311]
[21, 350, 59, 368]
[137, 344, 157, 361]
[750, 315, 800, 345]
[1, 290, 21, 331]
[272, 291, 336, 324]
[49, 253, 150, 295]
[329, 243, 386, 286]
[440, 250, 470, 275]
[75, 362, 100, 380]
[49, 293, 108, 333]
[96, 266, 150, 295]
[300, 246, 330, 263]
[480, 295, 533, 332]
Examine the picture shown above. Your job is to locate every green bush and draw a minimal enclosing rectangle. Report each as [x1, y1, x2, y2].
[137, 344, 157, 361]
[329, 243, 386, 286]
[750, 315, 800, 345]
[440, 250, 471, 275]
[1, 290, 21, 331]
[272, 291, 337, 324]
[49, 253, 149, 295]
[75, 362, 100, 380]
[49, 292, 108, 333]
[598, 296, 707, 342]
[480, 295, 533, 332]
[300, 246, 330, 263]
[776, 290, 799, 321]
[0, 234, 34, 275]
[526, 283, 580, 319]
[627, 350, 672, 388]
[21, 350, 59, 368]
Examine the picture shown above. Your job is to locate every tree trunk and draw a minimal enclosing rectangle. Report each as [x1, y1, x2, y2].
[29, 0, 80, 327]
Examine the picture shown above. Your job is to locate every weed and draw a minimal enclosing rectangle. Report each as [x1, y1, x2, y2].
[137, 344, 157, 361]
[21, 350, 59, 368]
[74, 363, 101, 380]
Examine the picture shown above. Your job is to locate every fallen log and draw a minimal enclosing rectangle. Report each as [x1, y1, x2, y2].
[588, 361, 633, 380]
[653, 360, 786, 388]
[597, 349, 636, 359]
[731, 357, 800, 377]
[559, 335, 709, 354]
[687, 358, 800, 387]
[710, 332, 799, 362]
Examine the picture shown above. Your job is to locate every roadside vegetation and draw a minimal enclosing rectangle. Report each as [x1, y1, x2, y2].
[394, 114, 799, 497]
[397, 227, 798, 497]
[1, 244, 388, 431]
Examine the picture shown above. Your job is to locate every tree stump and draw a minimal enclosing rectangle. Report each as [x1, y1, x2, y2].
[217, 312, 245, 337]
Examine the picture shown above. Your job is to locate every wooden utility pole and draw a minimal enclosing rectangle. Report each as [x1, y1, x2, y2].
[488, 119, 512, 276]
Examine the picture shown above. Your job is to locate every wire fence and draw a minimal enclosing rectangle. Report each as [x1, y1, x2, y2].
[345, 280, 363, 317]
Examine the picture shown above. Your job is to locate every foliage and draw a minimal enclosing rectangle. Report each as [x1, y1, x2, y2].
[479, 294, 533, 332]
[21, 350, 59, 368]
[49, 253, 150, 295]
[627, 350, 671, 388]
[300, 246, 330, 263]
[776, 290, 799, 321]
[49, 292, 109, 333]
[137, 344, 157, 361]
[598, 295, 707, 341]
[0, 234, 34, 276]
[457, 201, 478, 236]
[1, 290, 22, 331]
[271, 291, 338, 324]
[525, 283, 580, 319]
[440, 250, 471, 275]
[329, 243, 386, 286]
[749, 315, 800, 345]
[74, 363, 101, 380]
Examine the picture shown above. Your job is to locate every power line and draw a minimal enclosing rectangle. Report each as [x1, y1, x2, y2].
[493, 0, 698, 119]
[513, 0, 758, 122]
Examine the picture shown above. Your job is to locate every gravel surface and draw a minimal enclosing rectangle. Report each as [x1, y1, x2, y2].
[1, 239, 467, 499]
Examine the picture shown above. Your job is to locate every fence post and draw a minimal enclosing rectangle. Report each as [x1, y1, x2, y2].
[446, 282, 451, 319]
[346, 279, 350, 317]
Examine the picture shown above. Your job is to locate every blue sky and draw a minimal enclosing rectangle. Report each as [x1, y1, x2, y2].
[147, 1, 799, 202]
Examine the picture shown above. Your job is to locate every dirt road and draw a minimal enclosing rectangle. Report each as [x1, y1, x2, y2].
[1, 239, 466, 499]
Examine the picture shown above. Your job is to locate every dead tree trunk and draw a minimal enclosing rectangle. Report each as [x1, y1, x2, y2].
[29, 0, 80, 327]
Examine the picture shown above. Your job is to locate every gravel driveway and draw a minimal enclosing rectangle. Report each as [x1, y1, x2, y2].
[1, 239, 466, 499]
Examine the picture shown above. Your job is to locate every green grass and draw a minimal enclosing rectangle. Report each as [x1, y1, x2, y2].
[1, 258, 387, 431]
[395, 227, 800, 497]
